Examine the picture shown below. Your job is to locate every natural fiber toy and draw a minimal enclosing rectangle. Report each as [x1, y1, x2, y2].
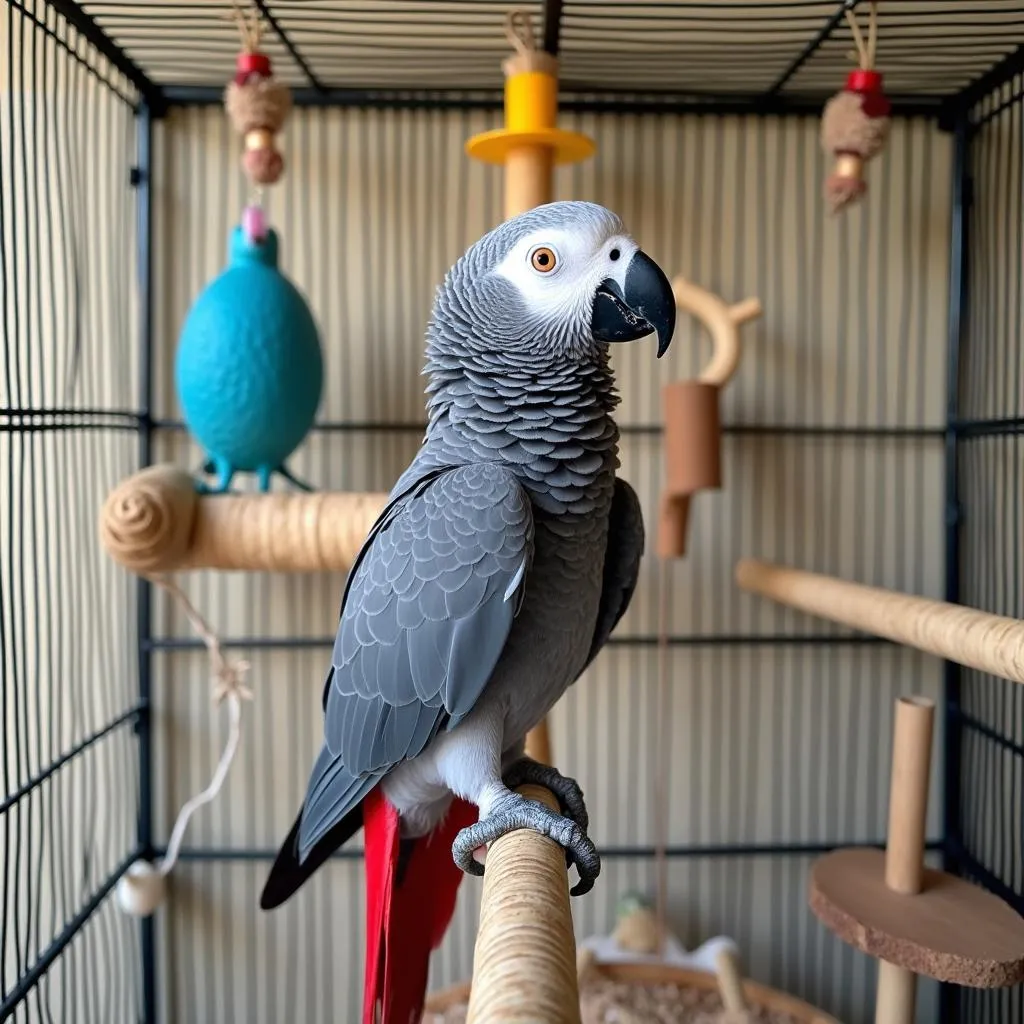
[821, 0, 890, 213]
[223, 0, 292, 188]
[174, 1, 322, 494]
[115, 1, 310, 919]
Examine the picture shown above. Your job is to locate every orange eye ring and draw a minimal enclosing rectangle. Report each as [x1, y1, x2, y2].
[530, 246, 558, 273]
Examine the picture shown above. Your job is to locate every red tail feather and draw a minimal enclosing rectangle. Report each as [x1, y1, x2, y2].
[362, 787, 479, 1024]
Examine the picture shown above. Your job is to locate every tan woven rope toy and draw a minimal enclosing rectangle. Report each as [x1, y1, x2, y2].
[223, 0, 293, 188]
[821, 1, 890, 212]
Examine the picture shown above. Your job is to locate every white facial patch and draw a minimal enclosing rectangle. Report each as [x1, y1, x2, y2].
[493, 223, 639, 324]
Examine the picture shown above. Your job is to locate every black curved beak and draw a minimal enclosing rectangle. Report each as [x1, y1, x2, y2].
[590, 249, 676, 358]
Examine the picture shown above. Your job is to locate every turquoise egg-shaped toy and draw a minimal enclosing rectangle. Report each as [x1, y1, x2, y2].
[174, 226, 323, 492]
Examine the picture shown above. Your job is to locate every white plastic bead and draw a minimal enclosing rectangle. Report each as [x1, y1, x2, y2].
[115, 859, 167, 916]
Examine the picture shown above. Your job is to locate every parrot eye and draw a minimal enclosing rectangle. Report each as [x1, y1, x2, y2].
[529, 246, 558, 274]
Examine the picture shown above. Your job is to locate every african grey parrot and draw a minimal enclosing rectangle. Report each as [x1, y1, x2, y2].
[260, 200, 675, 1023]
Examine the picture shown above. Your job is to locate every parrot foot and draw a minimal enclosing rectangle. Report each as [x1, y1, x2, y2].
[452, 790, 601, 897]
[501, 757, 589, 834]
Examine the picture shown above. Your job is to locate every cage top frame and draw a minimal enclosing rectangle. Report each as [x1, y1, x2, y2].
[29, 1, 1024, 121]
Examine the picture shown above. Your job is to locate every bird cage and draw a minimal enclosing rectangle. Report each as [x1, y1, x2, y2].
[3, 3, 1024, 1024]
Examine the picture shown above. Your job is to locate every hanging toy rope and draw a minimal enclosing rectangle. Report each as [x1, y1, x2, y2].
[116, 577, 252, 917]
[504, 9, 537, 59]
[820, 0, 890, 213]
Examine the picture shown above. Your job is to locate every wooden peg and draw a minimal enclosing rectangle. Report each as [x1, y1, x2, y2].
[658, 380, 721, 558]
[672, 276, 762, 389]
[873, 696, 934, 1023]
[657, 281, 761, 559]
[715, 947, 751, 1013]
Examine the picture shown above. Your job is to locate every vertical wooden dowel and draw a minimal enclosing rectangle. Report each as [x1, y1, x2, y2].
[468, 16, 593, 779]
[875, 961, 917, 1024]
[874, 695, 935, 1024]
[505, 127, 555, 767]
[504, 143, 553, 218]
[715, 948, 750, 1012]
[524, 717, 552, 763]
[884, 696, 934, 895]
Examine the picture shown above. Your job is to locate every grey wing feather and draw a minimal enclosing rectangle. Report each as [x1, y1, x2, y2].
[297, 462, 534, 860]
[577, 477, 644, 678]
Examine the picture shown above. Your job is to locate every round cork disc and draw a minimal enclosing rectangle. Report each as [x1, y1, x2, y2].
[810, 848, 1024, 988]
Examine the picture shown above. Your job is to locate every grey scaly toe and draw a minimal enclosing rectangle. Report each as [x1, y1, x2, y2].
[502, 757, 590, 833]
[451, 790, 601, 896]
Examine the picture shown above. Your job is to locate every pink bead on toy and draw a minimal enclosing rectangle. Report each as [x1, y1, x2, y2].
[242, 204, 267, 242]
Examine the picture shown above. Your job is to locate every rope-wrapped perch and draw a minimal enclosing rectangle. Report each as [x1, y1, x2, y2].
[735, 558, 1024, 685]
[100, 465, 387, 575]
[466, 784, 582, 1023]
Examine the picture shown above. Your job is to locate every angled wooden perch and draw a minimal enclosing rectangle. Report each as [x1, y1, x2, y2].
[734, 558, 1024, 684]
[737, 559, 1024, 1019]
[100, 464, 387, 575]
[467, 785, 581, 1023]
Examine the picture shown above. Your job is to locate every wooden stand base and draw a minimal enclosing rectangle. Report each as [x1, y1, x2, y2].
[810, 848, 1024, 988]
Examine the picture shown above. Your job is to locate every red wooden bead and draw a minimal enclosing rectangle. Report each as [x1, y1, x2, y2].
[845, 69, 883, 95]
[235, 51, 272, 83]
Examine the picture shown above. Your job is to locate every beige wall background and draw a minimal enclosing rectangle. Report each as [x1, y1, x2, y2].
[141, 106, 953, 1024]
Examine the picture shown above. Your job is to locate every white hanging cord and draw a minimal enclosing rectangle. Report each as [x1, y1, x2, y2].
[147, 574, 252, 877]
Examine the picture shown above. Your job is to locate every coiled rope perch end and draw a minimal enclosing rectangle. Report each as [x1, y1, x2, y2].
[100, 464, 387, 575]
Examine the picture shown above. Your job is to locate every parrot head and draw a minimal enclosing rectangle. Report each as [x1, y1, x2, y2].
[428, 200, 676, 366]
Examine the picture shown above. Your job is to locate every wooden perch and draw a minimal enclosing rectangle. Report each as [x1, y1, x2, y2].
[466, 784, 581, 1024]
[735, 558, 1024, 685]
[99, 464, 387, 575]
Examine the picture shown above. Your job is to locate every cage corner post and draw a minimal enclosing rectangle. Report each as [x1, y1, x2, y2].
[134, 95, 158, 1024]
[938, 92, 972, 1024]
